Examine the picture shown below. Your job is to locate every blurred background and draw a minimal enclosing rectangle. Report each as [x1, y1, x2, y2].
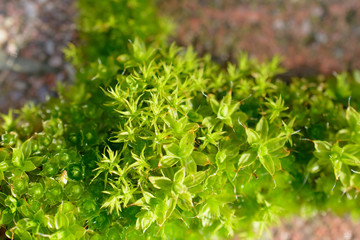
[160, 0, 360, 76]
[0, 0, 76, 112]
[1, 0, 360, 239]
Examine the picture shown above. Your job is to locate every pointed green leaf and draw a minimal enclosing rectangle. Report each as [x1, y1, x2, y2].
[149, 176, 172, 190]
[69, 224, 86, 239]
[55, 211, 69, 230]
[179, 191, 193, 209]
[20, 139, 32, 159]
[256, 117, 269, 138]
[173, 168, 186, 185]
[351, 174, 360, 189]
[12, 148, 24, 168]
[333, 160, 351, 188]
[342, 153, 360, 167]
[245, 128, 260, 145]
[238, 151, 257, 168]
[163, 143, 181, 158]
[346, 106, 360, 129]
[208, 95, 219, 115]
[22, 161, 36, 172]
[178, 133, 195, 158]
[184, 171, 207, 188]
[15, 229, 32, 240]
[259, 154, 275, 176]
[183, 157, 197, 176]
[313, 141, 332, 160]
[159, 155, 179, 167]
[136, 211, 156, 233]
[264, 137, 287, 153]
[191, 151, 210, 166]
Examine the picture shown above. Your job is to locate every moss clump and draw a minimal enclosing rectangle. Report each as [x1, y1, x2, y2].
[1, 0, 360, 239]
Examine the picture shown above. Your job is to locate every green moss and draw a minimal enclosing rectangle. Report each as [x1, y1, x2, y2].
[1, 0, 360, 239]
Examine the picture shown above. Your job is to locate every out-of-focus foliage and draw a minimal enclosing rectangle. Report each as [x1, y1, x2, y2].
[1, 0, 360, 239]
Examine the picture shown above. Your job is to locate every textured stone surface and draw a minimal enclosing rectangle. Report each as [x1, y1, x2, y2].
[269, 213, 360, 240]
[0, 0, 76, 112]
[160, 0, 360, 78]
